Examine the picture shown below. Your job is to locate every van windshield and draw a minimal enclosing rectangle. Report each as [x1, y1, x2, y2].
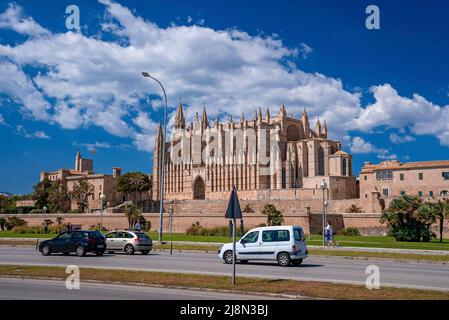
[294, 228, 304, 241]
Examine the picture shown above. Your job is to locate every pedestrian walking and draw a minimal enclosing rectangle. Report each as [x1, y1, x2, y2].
[134, 221, 142, 231]
[325, 221, 338, 247]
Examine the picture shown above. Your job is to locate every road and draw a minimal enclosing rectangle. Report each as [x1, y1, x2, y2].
[0, 247, 448, 292]
[0, 277, 277, 300]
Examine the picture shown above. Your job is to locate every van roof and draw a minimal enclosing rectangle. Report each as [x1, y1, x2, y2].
[250, 225, 303, 231]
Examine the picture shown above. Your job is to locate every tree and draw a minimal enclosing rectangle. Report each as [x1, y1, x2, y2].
[124, 204, 145, 229]
[71, 177, 94, 213]
[262, 204, 284, 226]
[32, 178, 52, 210]
[380, 196, 434, 242]
[56, 216, 65, 233]
[47, 180, 70, 213]
[117, 172, 151, 205]
[0, 218, 6, 231]
[345, 204, 363, 213]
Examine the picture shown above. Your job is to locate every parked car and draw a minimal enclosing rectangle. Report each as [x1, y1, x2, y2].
[39, 230, 106, 257]
[103, 230, 152, 255]
[217, 225, 308, 266]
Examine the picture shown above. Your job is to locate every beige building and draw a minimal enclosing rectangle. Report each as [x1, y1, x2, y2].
[40, 151, 124, 212]
[153, 103, 357, 201]
[359, 160, 449, 199]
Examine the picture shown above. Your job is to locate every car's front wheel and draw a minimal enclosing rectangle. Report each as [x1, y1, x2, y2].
[76, 245, 86, 257]
[95, 250, 105, 256]
[141, 250, 150, 255]
[239, 260, 249, 264]
[223, 250, 233, 264]
[41, 245, 51, 256]
[277, 252, 291, 267]
[124, 244, 135, 255]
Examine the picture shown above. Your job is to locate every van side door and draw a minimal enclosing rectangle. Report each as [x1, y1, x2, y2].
[260, 230, 278, 260]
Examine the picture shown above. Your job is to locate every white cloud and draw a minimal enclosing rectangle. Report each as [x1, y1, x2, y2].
[34, 130, 50, 139]
[0, 113, 5, 125]
[299, 43, 313, 59]
[353, 84, 449, 146]
[389, 132, 416, 144]
[0, 1, 447, 155]
[0, 3, 49, 37]
[350, 136, 397, 160]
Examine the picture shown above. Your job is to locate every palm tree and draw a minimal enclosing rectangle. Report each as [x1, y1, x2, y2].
[419, 200, 449, 243]
[345, 204, 363, 213]
[117, 172, 151, 205]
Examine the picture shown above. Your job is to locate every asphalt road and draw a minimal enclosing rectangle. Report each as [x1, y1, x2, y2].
[0, 277, 276, 300]
[0, 247, 448, 292]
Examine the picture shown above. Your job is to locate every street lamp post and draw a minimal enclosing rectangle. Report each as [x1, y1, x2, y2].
[142, 72, 168, 244]
[100, 193, 106, 232]
[319, 180, 327, 246]
[43, 206, 48, 233]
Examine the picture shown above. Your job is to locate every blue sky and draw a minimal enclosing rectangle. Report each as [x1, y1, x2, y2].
[0, 0, 448, 194]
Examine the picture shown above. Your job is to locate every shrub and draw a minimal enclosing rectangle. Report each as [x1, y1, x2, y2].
[11, 225, 58, 234]
[29, 209, 44, 214]
[340, 227, 361, 236]
[242, 204, 254, 213]
[0, 218, 6, 231]
[5, 217, 27, 230]
[89, 223, 108, 232]
[186, 222, 249, 237]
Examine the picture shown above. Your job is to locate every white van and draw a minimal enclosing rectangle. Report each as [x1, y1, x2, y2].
[217, 225, 308, 267]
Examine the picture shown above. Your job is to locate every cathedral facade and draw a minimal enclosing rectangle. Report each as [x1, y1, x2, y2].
[152, 103, 357, 201]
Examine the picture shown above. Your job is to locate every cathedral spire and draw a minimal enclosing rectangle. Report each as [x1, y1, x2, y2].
[266, 108, 270, 123]
[174, 99, 185, 129]
[279, 103, 286, 119]
[315, 117, 322, 138]
[214, 115, 219, 129]
[302, 107, 310, 138]
[241, 112, 245, 122]
[201, 104, 209, 129]
[323, 119, 328, 138]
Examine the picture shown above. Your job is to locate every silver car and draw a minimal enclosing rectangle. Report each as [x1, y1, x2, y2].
[104, 230, 152, 255]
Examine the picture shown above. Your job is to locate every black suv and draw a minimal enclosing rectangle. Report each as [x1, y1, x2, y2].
[39, 230, 106, 257]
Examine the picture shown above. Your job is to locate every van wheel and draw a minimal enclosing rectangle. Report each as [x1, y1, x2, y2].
[277, 252, 291, 267]
[223, 250, 233, 264]
[239, 260, 249, 264]
[292, 259, 303, 266]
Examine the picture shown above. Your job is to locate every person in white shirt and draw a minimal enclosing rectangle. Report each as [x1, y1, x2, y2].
[325, 221, 338, 247]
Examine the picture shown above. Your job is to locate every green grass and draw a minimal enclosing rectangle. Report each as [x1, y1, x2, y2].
[0, 231, 57, 238]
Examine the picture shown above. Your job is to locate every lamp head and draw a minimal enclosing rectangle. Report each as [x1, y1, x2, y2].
[43, 206, 47, 212]
[141, 71, 150, 77]
[100, 193, 106, 201]
[319, 180, 327, 189]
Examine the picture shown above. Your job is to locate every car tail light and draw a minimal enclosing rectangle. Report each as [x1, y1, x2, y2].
[292, 245, 297, 252]
[134, 236, 140, 243]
